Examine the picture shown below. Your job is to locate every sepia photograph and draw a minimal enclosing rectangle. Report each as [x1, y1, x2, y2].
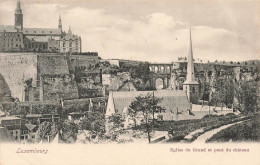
[0, 0, 259, 164]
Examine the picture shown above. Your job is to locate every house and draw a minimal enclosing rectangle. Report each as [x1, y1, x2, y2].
[0, 116, 21, 141]
[20, 123, 38, 142]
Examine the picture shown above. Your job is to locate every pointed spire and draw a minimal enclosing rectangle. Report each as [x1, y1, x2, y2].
[68, 26, 72, 34]
[183, 27, 199, 85]
[58, 13, 62, 30]
[15, 1, 22, 13]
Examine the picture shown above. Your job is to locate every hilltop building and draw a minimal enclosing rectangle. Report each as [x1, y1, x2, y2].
[0, 1, 81, 53]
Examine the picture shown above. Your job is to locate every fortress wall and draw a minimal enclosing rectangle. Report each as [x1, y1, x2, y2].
[37, 54, 69, 75]
[41, 74, 79, 100]
[0, 53, 38, 101]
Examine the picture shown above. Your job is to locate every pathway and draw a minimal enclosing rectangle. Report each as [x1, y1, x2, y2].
[193, 120, 247, 143]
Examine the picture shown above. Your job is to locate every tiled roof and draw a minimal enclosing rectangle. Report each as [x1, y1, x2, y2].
[28, 36, 50, 42]
[23, 28, 61, 35]
[61, 33, 79, 40]
[26, 114, 43, 118]
[111, 90, 191, 114]
[0, 116, 21, 122]
[0, 25, 20, 32]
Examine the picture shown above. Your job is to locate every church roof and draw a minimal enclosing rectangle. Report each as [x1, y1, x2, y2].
[110, 90, 191, 114]
[23, 28, 61, 36]
[61, 33, 80, 40]
[0, 25, 21, 32]
[27, 36, 50, 42]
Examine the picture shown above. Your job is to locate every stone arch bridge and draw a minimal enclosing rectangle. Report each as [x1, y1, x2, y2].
[148, 63, 173, 89]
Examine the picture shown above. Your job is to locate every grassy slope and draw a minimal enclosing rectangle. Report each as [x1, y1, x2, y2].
[206, 115, 260, 142]
[152, 114, 253, 142]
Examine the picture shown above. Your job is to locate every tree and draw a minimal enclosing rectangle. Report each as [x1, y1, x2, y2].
[35, 121, 58, 142]
[237, 80, 259, 114]
[60, 120, 78, 143]
[79, 112, 106, 141]
[129, 93, 164, 143]
[107, 113, 125, 141]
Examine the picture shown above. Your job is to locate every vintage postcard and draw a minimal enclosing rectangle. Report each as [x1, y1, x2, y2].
[0, 0, 259, 164]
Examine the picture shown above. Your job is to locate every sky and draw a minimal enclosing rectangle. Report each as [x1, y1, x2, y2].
[0, 0, 259, 63]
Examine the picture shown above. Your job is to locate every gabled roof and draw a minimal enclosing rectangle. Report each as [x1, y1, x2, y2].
[23, 28, 61, 36]
[118, 81, 137, 91]
[0, 25, 21, 32]
[110, 90, 191, 114]
[25, 124, 37, 132]
[61, 33, 80, 40]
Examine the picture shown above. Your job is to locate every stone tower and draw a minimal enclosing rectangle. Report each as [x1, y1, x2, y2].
[183, 28, 200, 104]
[15, 0, 23, 30]
[58, 14, 62, 30]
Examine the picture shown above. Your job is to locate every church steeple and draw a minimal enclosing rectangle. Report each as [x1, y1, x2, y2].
[58, 14, 62, 30]
[68, 26, 72, 34]
[15, 0, 23, 30]
[183, 27, 199, 104]
[184, 27, 198, 85]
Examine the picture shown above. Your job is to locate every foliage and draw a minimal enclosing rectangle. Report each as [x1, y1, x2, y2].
[35, 121, 58, 142]
[210, 78, 235, 108]
[237, 80, 259, 114]
[79, 112, 106, 140]
[128, 93, 164, 143]
[107, 113, 125, 141]
[207, 115, 260, 142]
[60, 120, 78, 143]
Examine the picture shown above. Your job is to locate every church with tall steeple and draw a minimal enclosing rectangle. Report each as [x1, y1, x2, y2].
[182, 28, 200, 104]
[0, 0, 82, 53]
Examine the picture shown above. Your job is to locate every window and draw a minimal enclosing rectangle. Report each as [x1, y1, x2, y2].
[192, 87, 195, 93]
[63, 42, 65, 47]
[34, 31, 36, 33]
[16, 44, 18, 47]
